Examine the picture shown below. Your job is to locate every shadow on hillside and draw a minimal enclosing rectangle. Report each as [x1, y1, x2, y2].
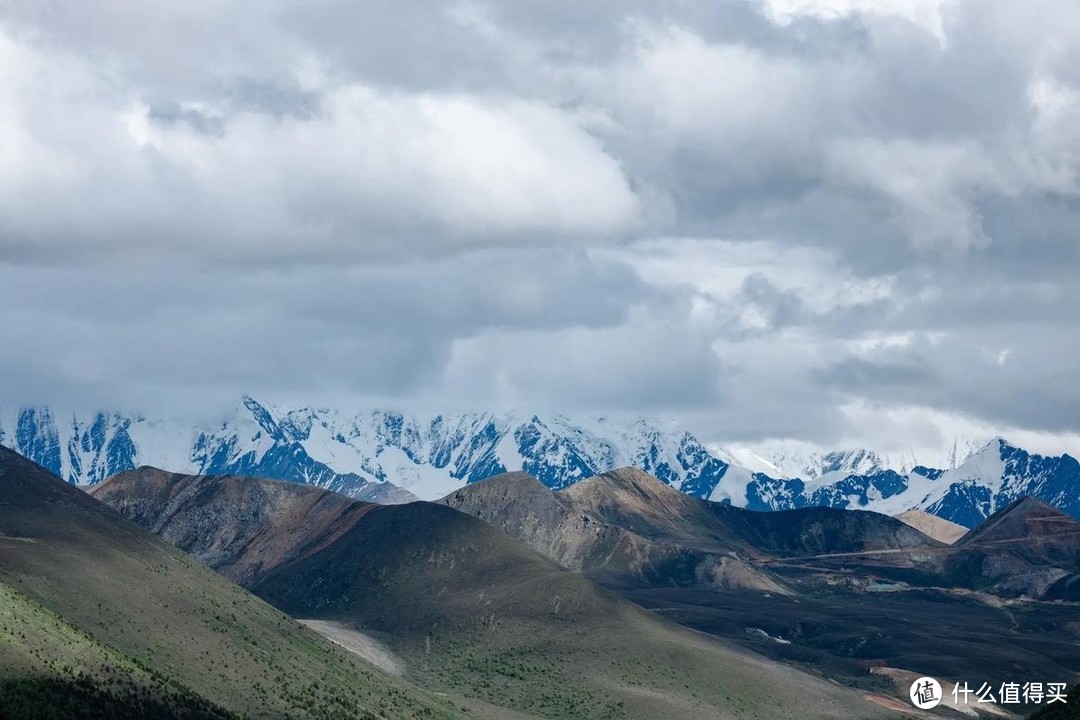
[0, 675, 239, 720]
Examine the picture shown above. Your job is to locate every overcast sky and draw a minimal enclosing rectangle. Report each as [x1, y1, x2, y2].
[2, 0, 1079, 459]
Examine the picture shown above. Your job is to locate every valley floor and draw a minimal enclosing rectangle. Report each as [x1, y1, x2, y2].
[622, 583, 1080, 717]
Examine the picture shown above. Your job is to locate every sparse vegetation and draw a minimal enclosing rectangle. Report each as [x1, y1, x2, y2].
[0, 675, 239, 720]
[85, 460, 905, 719]
[0, 448, 464, 720]
[1028, 685, 1080, 719]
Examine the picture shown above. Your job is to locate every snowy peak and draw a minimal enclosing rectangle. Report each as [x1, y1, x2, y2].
[241, 395, 282, 438]
[736, 435, 1080, 528]
[942, 438, 1007, 488]
[818, 449, 888, 478]
[0, 399, 747, 506]
[946, 435, 999, 470]
[759, 445, 910, 480]
[754, 437, 1003, 480]
[712, 446, 786, 478]
[1, 399, 1078, 529]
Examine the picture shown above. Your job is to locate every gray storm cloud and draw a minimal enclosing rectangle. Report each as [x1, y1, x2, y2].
[1, 0, 1078, 456]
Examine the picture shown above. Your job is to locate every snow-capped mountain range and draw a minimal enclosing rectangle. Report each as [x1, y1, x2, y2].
[1, 396, 1077, 527]
[747, 436, 995, 481]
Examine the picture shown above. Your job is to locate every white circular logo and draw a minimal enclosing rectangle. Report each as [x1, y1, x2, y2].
[910, 677, 942, 709]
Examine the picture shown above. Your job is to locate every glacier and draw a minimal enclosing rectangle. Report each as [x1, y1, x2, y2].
[1, 397, 1077, 527]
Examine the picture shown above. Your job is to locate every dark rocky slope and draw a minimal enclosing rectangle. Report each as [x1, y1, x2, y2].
[442, 467, 941, 592]
[95, 466, 894, 720]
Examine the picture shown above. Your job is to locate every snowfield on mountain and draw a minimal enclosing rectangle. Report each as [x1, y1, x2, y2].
[2, 398, 1078, 526]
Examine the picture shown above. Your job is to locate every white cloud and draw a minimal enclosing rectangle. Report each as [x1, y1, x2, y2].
[825, 139, 997, 253]
[762, 0, 948, 44]
[603, 238, 893, 315]
[441, 305, 724, 411]
[0, 28, 639, 264]
[603, 24, 867, 179]
[831, 401, 1080, 462]
[1, 0, 1080, 461]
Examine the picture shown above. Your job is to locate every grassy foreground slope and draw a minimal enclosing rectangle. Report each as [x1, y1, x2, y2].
[96, 468, 896, 720]
[0, 446, 463, 720]
[0, 580, 239, 720]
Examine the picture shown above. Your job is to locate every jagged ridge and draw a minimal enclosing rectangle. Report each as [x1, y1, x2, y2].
[2, 400, 1078, 526]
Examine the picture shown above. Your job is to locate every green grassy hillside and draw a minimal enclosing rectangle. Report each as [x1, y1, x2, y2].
[0, 446, 463, 720]
[0, 581, 239, 720]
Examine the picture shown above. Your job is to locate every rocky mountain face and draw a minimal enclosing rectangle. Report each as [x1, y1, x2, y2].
[2, 399, 1078, 526]
[446, 467, 1080, 603]
[91, 461, 1080, 712]
[949, 497, 1080, 599]
[92, 466, 893, 720]
[92, 466, 379, 586]
[442, 468, 784, 593]
[442, 468, 941, 593]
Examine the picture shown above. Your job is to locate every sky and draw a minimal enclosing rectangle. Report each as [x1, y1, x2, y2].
[2, 0, 1079, 460]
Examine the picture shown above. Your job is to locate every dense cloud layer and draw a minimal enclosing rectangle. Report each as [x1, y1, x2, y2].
[2, 0, 1078, 457]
